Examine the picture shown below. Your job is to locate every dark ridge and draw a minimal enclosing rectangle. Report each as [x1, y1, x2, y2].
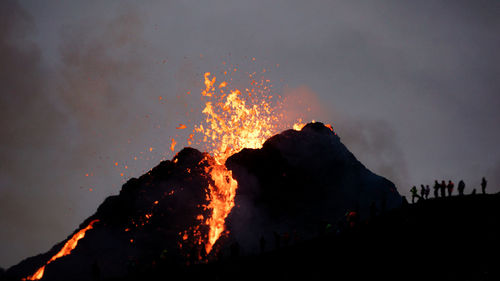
[224, 122, 400, 253]
[5, 123, 402, 280]
[183, 193, 500, 281]
[5, 193, 496, 280]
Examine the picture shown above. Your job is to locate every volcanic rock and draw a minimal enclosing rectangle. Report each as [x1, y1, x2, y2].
[224, 122, 400, 252]
[6, 122, 401, 280]
[6, 148, 216, 280]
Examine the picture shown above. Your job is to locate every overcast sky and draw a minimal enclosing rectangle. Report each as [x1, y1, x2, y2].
[1, 0, 499, 268]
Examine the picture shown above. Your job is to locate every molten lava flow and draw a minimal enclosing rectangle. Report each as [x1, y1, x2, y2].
[178, 69, 314, 256]
[23, 220, 99, 280]
[202, 159, 238, 254]
[189, 72, 299, 255]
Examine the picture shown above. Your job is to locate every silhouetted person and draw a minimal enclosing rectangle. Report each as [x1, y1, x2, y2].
[425, 185, 430, 199]
[471, 188, 477, 195]
[410, 186, 419, 203]
[440, 180, 446, 197]
[457, 180, 465, 196]
[92, 261, 101, 281]
[447, 180, 454, 197]
[260, 236, 266, 253]
[420, 185, 426, 199]
[433, 180, 440, 198]
[481, 177, 487, 194]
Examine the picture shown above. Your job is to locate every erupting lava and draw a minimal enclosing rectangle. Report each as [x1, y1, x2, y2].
[23, 220, 99, 280]
[186, 71, 302, 255]
[23, 68, 309, 278]
[196, 72, 281, 163]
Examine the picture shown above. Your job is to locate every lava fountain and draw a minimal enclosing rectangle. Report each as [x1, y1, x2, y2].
[187, 71, 303, 255]
[23, 68, 306, 279]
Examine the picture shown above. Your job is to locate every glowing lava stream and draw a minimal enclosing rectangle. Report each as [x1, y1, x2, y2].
[24, 220, 99, 280]
[192, 72, 297, 254]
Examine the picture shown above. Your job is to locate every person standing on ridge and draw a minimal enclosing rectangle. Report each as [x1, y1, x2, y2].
[447, 180, 454, 197]
[481, 177, 487, 194]
[425, 185, 431, 199]
[457, 180, 465, 196]
[420, 185, 426, 199]
[433, 180, 440, 198]
[410, 186, 419, 203]
[440, 180, 447, 198]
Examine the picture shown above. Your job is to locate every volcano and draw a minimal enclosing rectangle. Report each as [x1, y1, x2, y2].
[5, 122, 401, 281]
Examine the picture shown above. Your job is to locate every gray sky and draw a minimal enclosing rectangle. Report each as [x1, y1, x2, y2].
[1, 0, 499, 268]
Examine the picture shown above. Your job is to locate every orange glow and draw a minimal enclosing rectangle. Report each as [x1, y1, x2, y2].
[170, 138, 177, 152]
[203, 162, 237, 254]
[176, 124, 187, 130]
[189, 71, 305, 256]
[23, 220, 99, 280]
[195, 73, 281, 163]
[201, 72, 216, 97]
[293, 118, 306, 131]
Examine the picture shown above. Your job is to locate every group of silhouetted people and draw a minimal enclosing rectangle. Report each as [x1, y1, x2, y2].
[410, 177, 487, 203]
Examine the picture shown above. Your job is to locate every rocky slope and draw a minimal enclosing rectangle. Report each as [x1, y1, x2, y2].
[4, 122, 401, 280]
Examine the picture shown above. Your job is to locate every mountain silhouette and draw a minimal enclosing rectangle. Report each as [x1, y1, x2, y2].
[4, 122, 403, 280]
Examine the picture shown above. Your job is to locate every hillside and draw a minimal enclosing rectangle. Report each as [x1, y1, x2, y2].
[119, 193, 500, 281]
[3, 123, 401, 281]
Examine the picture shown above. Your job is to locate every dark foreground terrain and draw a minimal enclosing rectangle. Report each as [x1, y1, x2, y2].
[4, 123, 403, 281]
[184, 194, 500, 281]
[96, 193, 500, 281]
[2, 193, 499, 280]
